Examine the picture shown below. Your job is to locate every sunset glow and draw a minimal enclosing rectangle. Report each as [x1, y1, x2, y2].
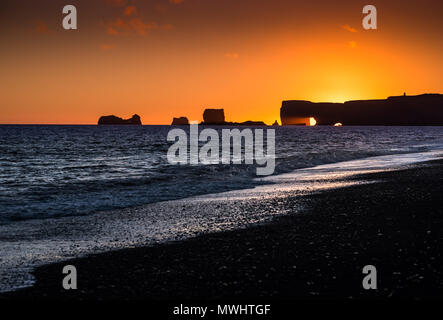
[0, 0, 442, 124]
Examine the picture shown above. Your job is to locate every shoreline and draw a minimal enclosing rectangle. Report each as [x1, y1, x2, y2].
[0, 150, 439, 293]
[2, 158, 443, 300]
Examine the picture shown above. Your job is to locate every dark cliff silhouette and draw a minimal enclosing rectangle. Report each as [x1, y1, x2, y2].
[202, 109, 225, 124]
[235, 120, 267, 126]
[200, 108, 266, 126]
[171, 117, 189, 125]
[98, 114, 142, 125]
[280, 94, 443, 126]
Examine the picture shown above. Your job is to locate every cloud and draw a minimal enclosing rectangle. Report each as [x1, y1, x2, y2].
[105, 17, 158, 36]
[129, 18, 158, 35]
[35, 21, 48, 34]
[105, 0, 127, 7]
[100, 43, 116, 51]
[105, 17, 160, 36]
[163, 23, 174, 30]
[342, 25, 358, 33]
[225, 52, 239, 59]
[103, 3, 172, 36]
[348, 41, 357, 48]
[124, 6, 137, 16]
[36, 22, 47, 33]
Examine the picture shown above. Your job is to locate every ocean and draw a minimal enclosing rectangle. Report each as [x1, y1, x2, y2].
[1, 125, 443, 223]
[1, 125, 443, 291]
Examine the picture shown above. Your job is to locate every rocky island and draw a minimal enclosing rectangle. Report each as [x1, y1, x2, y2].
[171, 117, 189, 125]
[200, 108, 266, 126]
[98, 114, 142, 125]
[202, 109, 225, 124]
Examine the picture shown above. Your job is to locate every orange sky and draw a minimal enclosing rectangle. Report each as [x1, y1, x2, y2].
[0, 0, 442, 124]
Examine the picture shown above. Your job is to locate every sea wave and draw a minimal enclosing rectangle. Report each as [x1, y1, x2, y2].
[1, 125, 443, 222]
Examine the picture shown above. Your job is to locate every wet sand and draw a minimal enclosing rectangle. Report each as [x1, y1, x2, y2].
[2, 160, 443, 300]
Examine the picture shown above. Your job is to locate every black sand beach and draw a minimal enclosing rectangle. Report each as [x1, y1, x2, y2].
[2, 159, 443, 301]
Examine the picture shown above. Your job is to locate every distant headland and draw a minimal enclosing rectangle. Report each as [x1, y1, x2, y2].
[281, 94, 443, 126]
[98, 114, 142, 125]
[173, 108, 268, 126]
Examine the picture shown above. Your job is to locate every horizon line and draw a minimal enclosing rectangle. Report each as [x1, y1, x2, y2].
[2, 93, 441, 125]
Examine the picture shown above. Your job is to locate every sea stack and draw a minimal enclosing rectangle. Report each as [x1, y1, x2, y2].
[202, 109, 225, 125]
[171, 117, 189, 125]
[98, 114, 142, 125]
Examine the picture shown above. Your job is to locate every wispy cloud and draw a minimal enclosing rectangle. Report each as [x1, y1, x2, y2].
[105, 0, 127, 7]
[124, 6, 137, 16]
[128, 18, 158, 35]
[225, 52, 239, 59]
[342, 25, 358, 33]
[163, 23, 174, 30]
[105, 18, 158, 36]
[103, 5, 171, 36]
[99, 43, 116, 51]
[35, 21, 50, 34]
